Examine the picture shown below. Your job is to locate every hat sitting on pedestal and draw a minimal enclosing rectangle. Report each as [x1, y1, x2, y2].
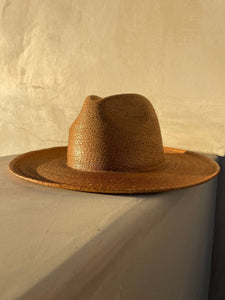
[9, 93, 220, 194]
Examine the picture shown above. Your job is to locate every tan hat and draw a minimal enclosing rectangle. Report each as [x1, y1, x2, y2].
[9, 94, 220, 194]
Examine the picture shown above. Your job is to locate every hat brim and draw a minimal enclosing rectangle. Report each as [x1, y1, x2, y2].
[9, 146, 219, 194]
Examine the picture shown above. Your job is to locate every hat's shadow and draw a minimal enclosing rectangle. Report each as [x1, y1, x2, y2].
[17, 187, 189, 300]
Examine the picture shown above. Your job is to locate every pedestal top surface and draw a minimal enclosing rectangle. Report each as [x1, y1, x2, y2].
[0, 153, 217, 300]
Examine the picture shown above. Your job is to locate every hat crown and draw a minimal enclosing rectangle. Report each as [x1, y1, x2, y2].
[67, 94, 164, 172]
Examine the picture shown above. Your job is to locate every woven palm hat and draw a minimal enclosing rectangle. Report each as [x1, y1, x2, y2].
[9, 93, 219, 194]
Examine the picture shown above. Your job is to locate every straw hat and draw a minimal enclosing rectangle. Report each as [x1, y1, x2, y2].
[9, 94, 220, 194]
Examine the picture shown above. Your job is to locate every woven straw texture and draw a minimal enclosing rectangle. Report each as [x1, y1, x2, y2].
[9, 94, 220, 194]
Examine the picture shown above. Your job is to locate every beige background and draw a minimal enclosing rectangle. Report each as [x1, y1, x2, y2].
[0, 0, 225, 157]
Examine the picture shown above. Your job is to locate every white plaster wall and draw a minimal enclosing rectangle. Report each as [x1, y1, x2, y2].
[0, 0, 225, 156]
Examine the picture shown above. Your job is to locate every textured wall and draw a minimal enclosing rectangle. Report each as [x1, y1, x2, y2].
[0, 0, 225, 156]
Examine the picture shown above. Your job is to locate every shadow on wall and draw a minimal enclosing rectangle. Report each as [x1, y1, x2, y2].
[209, 156, 225, 300]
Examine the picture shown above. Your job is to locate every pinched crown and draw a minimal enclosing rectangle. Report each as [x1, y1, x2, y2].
[67, 94, 165, 172]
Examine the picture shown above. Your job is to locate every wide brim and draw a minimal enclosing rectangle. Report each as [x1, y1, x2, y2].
[9, 146, 220, 194]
